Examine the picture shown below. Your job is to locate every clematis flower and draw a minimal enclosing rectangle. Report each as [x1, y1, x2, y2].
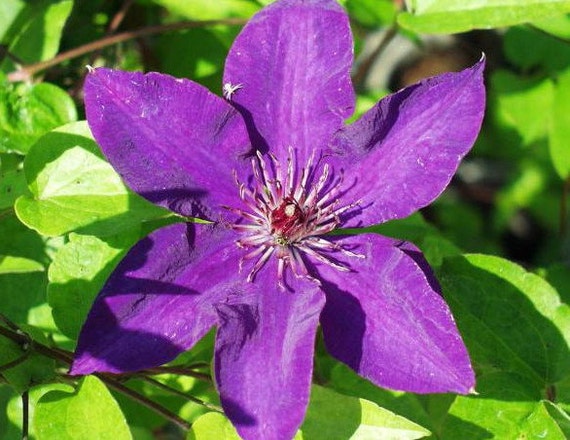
[71, 0, 485, 438]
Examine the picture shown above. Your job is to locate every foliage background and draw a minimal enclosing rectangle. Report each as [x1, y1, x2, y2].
[1, 0, 570, 438]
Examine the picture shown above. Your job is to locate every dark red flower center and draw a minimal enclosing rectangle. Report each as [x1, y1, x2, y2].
[270, 197, 306, 239]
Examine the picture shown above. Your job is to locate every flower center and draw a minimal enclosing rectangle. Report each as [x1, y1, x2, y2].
[226, 147, 362, 287]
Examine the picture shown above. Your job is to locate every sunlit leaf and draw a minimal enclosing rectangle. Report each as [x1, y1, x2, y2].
[35, 376, 131, 440]
[48, 232, 138, 340]
[549, 67, 570, 179]
[441, 373, 566, 439]
[0, 0, 73, 71]
[152, 0, 258, 20]
[0, 255, 43, 274]
[398, 0, 570, 34]
[15, 121, 169, 236]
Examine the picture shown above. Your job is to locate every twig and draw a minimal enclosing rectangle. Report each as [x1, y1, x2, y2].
[69, 0, 136, 98]
[107, 0, 135, 34]
[144, 364, 212, 382]
[140, 376, 222, 412]
[22, 391, 29, 440]
[0, 317, 194, 431]
[0, 351, 31, 372]
[101, 375, 191, 430]
[7, 17, 247, 82]
[352, 23, 398, 91]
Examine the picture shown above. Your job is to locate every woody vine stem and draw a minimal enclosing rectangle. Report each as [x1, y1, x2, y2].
[0, 314, 221, 431]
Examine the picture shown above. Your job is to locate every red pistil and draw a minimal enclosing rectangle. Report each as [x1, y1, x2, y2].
[270, 197, 306, 238]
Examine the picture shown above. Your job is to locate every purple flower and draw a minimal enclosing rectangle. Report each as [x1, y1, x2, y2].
[71, 0, 485, 438]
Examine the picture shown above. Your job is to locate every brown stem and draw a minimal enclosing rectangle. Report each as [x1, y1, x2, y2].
[352, 24, 398, 91]
[7, 17, 247, 82]
[107, 0, 135, 34]
[69, 0, 136, 98]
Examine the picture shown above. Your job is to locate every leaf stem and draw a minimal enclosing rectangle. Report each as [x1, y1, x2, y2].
[7, 18, 247, 82]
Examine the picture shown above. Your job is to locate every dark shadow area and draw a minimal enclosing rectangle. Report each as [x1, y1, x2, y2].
[219, 395, 257, 428]
[72, 296, 198, 373]
[440, 413, 494, 439]
[70, 223, 212, 373]
[230, 101, 269, 155]
[396, 240, 442, 295]
[317, 275, 366, 373]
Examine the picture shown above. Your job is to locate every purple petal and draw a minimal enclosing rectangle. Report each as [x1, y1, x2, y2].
[71, 223, 243, 374]
[84, 68, 251, 220]
[214, 271, 325, 440]
[223, 0, 354, 164]
[330, 58, 485, 227]
[318, 233, 474, 394]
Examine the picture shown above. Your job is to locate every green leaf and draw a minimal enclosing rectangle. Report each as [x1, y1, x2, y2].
[35, 376, 132, 440]
[159, 28, 228, 93]
[152, 0, 258, 20]
[503, 26, 570, 73]
[342, 212, 461, 267]
[48, 232, 139, 340]
[0, 167, 28, 210]
[187, 412, 240, 440]
[0, 0, 73, 71]
[3, 382, 73, 440]
[301, 385, 430, 439]
[188, 386, 430, 439]
[533, 14, 570, 39]
[549, 67, 570, 179]
[0, 269, 46, 323]
[346, 0, 397, 28]
[0, 255, 44, 274]
[15, 121, 169, 236]
[398, 0, 570, 34]
[0, 325, 55, 393]
[441, 372, 565, 439]
[544, 401, 570, 437]
[489, 70, 553, 148]
[0, 214, 48, 263]
[439, 254, 570, 385]
[328, 363, 437, 432]
[0, 80, 77, 154]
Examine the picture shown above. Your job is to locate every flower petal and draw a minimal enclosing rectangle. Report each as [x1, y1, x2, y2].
[71, 223, 243, 374]
[330, 58, 485, 227]
[84, 68, 251, 220]
[318, 233, 475, 394]
[214, 271, 325, 440]
[223, 0, 354, 164]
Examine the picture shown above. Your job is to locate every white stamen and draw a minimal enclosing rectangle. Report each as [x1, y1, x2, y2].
[223, 82, 243, 100]
[225, 148, 362, 288]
